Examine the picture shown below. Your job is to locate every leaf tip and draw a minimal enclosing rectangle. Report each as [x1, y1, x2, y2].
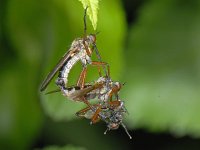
[78, 0, 99, 30]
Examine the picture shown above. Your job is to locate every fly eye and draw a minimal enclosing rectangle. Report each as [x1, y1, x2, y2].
[92, 35, 96, 42]
[88, 34, 96, 43]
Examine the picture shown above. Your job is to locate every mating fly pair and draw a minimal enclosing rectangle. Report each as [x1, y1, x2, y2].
[40, 7, 132, 139]
[75, 76, 132, 139]
[40, 7, 109, 107]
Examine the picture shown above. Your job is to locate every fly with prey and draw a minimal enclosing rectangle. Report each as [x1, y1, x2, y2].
[40, 7, 132, 139]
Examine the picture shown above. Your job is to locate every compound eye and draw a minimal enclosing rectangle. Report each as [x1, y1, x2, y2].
[115, 82, 121, 89]
[93, 35, 96, 42]
[89, 34, 96, 43]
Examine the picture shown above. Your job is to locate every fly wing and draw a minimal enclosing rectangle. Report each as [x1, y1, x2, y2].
[69, 82, 103, 100]
[40, 49, 77, 92]
[44, 84, 92, 95]
[76, 104, 99, 118]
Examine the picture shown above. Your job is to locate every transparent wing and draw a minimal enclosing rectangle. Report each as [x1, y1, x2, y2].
[40, 49, 77, 91]
[69, 82, 104, 99]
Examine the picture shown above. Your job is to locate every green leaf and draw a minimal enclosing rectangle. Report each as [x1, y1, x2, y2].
[78, 0, 99, 30]
[124, 0, 200, 137]
[1, 1, 44, 149]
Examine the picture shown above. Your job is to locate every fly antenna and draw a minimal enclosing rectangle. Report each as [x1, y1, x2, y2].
[121, 123, 132, 139]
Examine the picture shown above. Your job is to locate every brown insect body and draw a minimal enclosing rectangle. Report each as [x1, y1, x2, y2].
[56, 35, 96, 88]
[60, 76, 121, 103]
[77, 99, 132, 139]
[40, 34, 96, 91]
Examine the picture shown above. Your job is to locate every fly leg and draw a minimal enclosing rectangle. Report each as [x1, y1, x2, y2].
[107, 84, 121, 101]
[76, 67, 87, 90]
[90, 61, 110, 78]
[76, 104, 104, 124]
[91, 61, 111, 91]
[108, 100, 121, 109]
[90, 105, 102, 124]
[76, 61, 110, 90]
[79, 96, 92, 109]
[78, 96, 103, 121]
[76, 104, 99, 117]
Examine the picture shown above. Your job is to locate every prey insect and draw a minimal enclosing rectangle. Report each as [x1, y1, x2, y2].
[46, 75, 132, 139]
[76, 100, 132, 139]
[40, 7, 109, 107]
[68, 76, 132, 139]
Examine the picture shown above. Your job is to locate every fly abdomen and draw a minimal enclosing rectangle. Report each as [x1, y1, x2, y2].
[59, 54, 81, 87]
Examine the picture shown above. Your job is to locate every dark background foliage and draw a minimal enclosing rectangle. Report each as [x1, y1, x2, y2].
[1, 0, 200, 149]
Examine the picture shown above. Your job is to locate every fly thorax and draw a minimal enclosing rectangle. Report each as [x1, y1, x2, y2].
[85, 39, 93, 52]
[79, 49, 88, 65]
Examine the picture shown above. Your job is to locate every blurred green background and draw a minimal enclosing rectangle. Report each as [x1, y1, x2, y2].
[1, 0, 200, 149]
